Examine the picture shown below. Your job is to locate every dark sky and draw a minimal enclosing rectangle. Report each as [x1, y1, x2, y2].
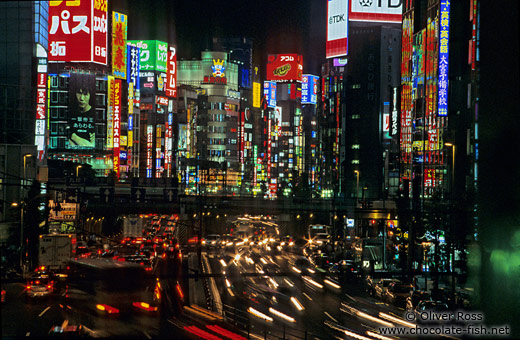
[113, 0, 326, 75]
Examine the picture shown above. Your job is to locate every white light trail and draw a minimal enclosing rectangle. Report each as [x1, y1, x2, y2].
[290, 297, 304, 311]
[378, 312, 415, 328]
[248, 307, 273, 322]
[324, 279, 341, 289]
[269, 307, 295, 323]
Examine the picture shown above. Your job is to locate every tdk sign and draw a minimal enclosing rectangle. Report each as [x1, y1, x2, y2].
[329, 14, 345, 24]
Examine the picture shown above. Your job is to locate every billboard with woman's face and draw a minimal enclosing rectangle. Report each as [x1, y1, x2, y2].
[68, 73, 96, 149]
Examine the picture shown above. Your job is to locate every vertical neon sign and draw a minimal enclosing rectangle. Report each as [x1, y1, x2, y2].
[438, 0, 450, 117]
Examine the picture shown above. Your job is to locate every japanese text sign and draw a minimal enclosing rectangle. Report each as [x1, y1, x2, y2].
[48, 0, 108, 64]
[112, 11, 127, 79]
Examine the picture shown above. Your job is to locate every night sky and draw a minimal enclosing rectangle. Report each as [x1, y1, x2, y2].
[112, 0, 326, 74]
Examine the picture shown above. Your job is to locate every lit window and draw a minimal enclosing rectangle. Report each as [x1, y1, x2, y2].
[351, 144, 360, 149]
[351, 160, 360, 164]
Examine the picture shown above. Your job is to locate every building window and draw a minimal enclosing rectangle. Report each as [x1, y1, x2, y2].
[96, 109, 104, 121]
[351, 160, 360, 164]
[57, 137, 66, 149]
[50, 122, 58, 135]
[50, 137, 58, 149]
[351, 114, 361, 119]
[59, 108, 66, 119]
[352, 144, 360, 149]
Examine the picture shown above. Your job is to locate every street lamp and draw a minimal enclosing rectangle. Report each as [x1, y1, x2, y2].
[76, 165, 82, 177]
[11, 201, 25, 270]
[354, 170, 360, 202]
[23, 153, 32, 191]
[445, 143, 455, 190]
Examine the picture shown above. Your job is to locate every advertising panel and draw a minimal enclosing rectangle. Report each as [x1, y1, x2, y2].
[146, 125, 153, 178]
[266, 54, 303, 82]
[127, 44, 140, 89]
[203, 57, 227, 84]
[113, 79, 122, 178]
[67, 73, 96, 149]
[333, 57, 348, 67]
[112, 12, 127, 79]
[326, 0, 348, 59]
[106, 75, 114, 148]
[263, 81, 277, 108]
[48, 0, 107, 64]
[438, 0, 450, 117]
[301, 74, 319, 104]
[178, 124, 187, 150]
[253, 82, 261, 108]
[165, 46, 177, 97]
[35, 46, 47, 159]
[127, 40, 167, 72]
[349, 0, 402, 23]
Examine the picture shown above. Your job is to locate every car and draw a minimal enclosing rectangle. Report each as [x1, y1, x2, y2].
[309, 254, 333, 270]
[414, 300, 450, 324]
[48, 321, 86, 338]
[328, 260, 361, 282]
[365, 276, 377, 295]
[374, 278, 399, 299]
[204, 234, 222, 249]
[289, 256, 316, 276]
[384, 282, 414, 306]
[26, 273, 55, 301]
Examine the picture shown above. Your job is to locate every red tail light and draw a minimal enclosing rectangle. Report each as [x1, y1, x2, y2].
[96, 304, 119, 314]
[176, 283, 184, 300]
[132, 301, 158, 312]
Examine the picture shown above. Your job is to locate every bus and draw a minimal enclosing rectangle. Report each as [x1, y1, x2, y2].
[65, 258, 158, 316]
[308, 224, 332, 239]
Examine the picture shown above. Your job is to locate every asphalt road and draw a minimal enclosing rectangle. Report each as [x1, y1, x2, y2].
[205, 244, 415, 340]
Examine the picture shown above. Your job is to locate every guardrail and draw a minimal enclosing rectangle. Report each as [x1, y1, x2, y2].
[206, 300, 317, 340]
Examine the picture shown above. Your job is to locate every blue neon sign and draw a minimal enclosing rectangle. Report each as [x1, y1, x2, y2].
[438, 0, 450, 117]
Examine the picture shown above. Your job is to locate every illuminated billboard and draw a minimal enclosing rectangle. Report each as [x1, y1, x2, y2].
[127, 40, 167, 72]
[178, 124, 187, 151]
[113, 79, 121, 178]
[333, 57, 348, 67]
[107, 75, 114, 148]
[48, 0, 107, 64]
[146, 125, 153, 178]
[301, 74, 319, 104]
[165, 46, 177, 97]
[35, 46, 47, 160]
[349, 0, 402, 23]
[438, 0, 450, 117]
[264, 81, 277, 108]
[326, 0, 348, 59]
[253, 82, 261, 108]
[67, 73, 96, 149]
[112, 12, 127, 79]
[266, 54, 303, 82]
[127, 44, 140, 89]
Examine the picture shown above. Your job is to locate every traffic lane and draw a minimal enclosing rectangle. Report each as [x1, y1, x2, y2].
[58, 286, 162, 338]
[1, 282, 70, 337]
[212, 249, 339, 339]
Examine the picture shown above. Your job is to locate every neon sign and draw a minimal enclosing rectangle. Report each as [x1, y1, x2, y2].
[438, 0, 450, 117]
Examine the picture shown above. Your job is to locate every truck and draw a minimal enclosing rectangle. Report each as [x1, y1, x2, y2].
[38, 234, 75, 270]
[123, 216, 143, 239]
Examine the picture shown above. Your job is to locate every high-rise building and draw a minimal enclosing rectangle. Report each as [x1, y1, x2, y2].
[177, 51, 241, 194]
[399, 0, 479, 272]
